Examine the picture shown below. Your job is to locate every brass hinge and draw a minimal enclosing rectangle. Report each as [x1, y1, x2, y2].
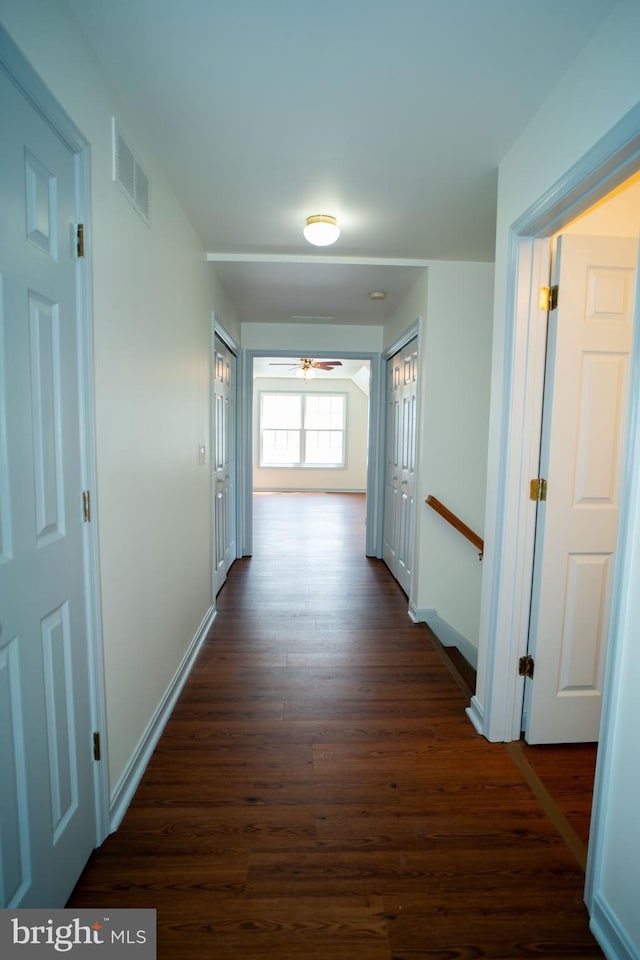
[93, 731, 101, 761]
[539, 284, 558, 312]
[529, 478, 548, 502]
[82, 490, 91, 522]
[76, 223, 85, 258]
[519, 655, 535, 679]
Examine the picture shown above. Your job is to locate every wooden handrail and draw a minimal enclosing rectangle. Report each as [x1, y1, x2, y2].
[426, 495, 484, 560]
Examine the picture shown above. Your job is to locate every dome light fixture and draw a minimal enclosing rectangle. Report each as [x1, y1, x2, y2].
[304, 214, 340, 247]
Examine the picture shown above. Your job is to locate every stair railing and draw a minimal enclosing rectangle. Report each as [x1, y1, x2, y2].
[425, 495, 484, 560]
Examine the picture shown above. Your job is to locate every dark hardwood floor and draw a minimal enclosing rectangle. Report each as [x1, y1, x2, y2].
[69, 492, 602, 958]
[436, 647, 598, 852]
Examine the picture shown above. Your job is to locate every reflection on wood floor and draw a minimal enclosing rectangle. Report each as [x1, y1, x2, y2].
[69, 492, 603, 959]
[440, 643, 597, 853]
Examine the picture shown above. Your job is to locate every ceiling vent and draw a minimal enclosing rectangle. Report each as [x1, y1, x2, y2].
[112, 119, 150, 224]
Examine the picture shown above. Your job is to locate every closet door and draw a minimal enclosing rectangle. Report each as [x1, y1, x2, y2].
[382, 338, 418, 595]
[213, 336, 237, 594]
[0, 56, 98, 906]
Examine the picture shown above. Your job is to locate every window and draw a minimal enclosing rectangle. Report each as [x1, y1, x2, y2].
[260, 392, 346, 467]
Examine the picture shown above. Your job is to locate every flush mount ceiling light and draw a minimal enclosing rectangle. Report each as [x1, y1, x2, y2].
[303, 214, 340, 247]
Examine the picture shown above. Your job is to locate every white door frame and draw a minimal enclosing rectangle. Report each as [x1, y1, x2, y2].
[0, 27, 109, 844]
[469, 101, 640, 746]
[241, 349, 383, 557]
[211, 315, 241, 596]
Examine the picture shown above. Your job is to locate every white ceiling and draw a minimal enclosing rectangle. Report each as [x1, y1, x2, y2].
[66, 0, 615, 324]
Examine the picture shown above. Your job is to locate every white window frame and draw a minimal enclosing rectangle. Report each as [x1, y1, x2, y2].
[259, 390, 347, 468]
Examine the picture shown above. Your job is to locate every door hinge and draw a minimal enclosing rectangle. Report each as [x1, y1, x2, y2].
[539, 284, 558, 312]
[76, 223, 85, 258]
[519, 655, 535, 679]
[529, 478, 548, 502]
[93, 731, 101, 761]
[82, 490, 91, 522]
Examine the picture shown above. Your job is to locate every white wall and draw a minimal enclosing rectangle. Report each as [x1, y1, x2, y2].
[384, 264, 494, 657]
[213, 290, 241, 347]
[477, 0, 640, 954]
[242, 321, 383, 354]
[593, 346, 640, 958]
[419, 263, 494, 653]
[253, 377, 369, 491]
[383, 270, 428, 351]
[0, 0, 237, 796]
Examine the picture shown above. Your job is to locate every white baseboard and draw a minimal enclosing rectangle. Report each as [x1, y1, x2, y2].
[409, 603, 435, 623]
[466, 697, 485, 736]
[412, 607, 478, 669]
[590, 892, 638, 960]
[109, 604, 216, 832]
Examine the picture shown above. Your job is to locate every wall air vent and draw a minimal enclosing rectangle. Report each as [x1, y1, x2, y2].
[112, 119, 150, 224]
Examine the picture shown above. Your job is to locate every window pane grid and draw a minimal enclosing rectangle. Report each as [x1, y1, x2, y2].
[305, 429, 344, 464]
[304, 395, 344, 429]
[259, 392, 346, 467]
[262, 429, 301, 464]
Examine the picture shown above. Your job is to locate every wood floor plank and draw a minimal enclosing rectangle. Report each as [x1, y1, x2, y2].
[68, 493, 602, 959]
[243, 843, 587, 898]
[516, 741, 597, 848]
[156, 896, 388, 956]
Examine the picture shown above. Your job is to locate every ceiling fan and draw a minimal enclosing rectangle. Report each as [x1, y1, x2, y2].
[269, 357, 343, 377]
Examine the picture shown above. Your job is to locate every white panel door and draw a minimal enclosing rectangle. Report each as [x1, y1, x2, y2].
[383, 338, 418, 595]
[0, 62, 97, 906]
[525, 235, 637, 744]
[382, 353, 402, 580]
[213, 336, 236, 595]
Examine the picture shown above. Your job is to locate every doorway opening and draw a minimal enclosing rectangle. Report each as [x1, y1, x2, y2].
[511, 172, 640, 852]
[478, 171, 640, 872]
[524, 198, 640, 744]
[471, 105, 640, 747]
[244, 352, 380, 560]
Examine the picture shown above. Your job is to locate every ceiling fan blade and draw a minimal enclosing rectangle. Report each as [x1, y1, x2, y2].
[312, 361, 343, 370]
[267, 358, 342, 372]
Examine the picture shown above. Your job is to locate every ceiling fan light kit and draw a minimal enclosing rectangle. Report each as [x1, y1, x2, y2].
[303, 214, 340, 246]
